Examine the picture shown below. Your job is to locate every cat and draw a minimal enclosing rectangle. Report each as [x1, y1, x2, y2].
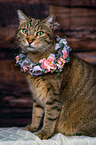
[16, 10, 96, 139]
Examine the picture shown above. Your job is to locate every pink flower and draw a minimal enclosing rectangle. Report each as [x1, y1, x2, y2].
[15, 55, 19, 61]
[62, 51, 67, 59]
[39, 56, 56, 72]
[57, 57, 65, 69]
[39, 58, 47, 69]
[23, 65, 28, 72]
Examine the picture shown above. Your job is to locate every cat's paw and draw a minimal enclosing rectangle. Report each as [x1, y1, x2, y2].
[25, 124, 38, 133]
[36, 130, 50, 139]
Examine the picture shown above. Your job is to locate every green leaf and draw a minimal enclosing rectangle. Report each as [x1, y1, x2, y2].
[65, 57, 70, 62]
[69, 47, 72, 51]
[59, 43, 64, 48]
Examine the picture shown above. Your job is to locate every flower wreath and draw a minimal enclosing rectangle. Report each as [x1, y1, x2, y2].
[15, 35, 71, 76]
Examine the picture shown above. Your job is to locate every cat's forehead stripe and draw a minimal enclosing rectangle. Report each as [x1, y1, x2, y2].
[29, 18, 40, 28]
[34, 20, 40, 28]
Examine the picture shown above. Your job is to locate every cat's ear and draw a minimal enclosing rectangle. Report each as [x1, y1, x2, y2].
[43, 15, 60, 30]
[17, 10, 28, 21]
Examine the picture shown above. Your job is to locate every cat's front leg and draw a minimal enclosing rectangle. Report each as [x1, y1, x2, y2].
[36, 97, 62, 139]
[25, 101, 44, 132]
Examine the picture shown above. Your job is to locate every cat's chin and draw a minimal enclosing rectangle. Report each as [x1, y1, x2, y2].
[26, 47, 45, 53]
[26, 47, 41, 52]
[26, 47, 35, 51]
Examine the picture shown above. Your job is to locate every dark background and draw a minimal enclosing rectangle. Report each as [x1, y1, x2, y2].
[0, 0, 96, 127]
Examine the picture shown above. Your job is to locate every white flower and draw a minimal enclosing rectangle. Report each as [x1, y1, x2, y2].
[19, 53, 26, 58]
[59, 38, 67, 45]
[31, 65, 43, 76]
[49, 53, 55, 59]
[55, 43, 60, 50]
[62, 46, 67, 54]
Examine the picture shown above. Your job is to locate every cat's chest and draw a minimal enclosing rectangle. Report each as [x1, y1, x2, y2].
[27, 75, 48, 107]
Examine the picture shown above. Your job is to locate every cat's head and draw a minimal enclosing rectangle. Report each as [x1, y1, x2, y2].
[17, 10, 59, 53]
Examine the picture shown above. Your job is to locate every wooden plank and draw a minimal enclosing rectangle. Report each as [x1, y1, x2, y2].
[50, 6, 96, 51]
[26, 0, 63, 5]
[0, 60, 32, 108]
[0, 2, 49, 26]
[0, 25, 17, 49]
[2, 94, 33, 107]
[1, 3, 95, 28]
[74, 51, 96, 65]
[56, 27, 96, 39]
[0, 47, 19, 60]
[0, 82, 32, 108]
[0, 0, 96, 7]
[0, 0, 26, 2]
[0, 107, 32, 118]
[0, 118, 31, 127]
[56, 29, 96, 51]
[67, 37, 96, 51]
[61, 0, 96, 7]
[50, 6, 96, 29]
[0, 60, 26, 83]
[26, 0, 96, 7]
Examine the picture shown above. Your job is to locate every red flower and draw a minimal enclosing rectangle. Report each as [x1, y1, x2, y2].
[62, 51, 67, 59]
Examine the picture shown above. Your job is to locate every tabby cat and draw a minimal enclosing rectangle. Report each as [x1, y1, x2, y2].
[16, 10, 96, 139]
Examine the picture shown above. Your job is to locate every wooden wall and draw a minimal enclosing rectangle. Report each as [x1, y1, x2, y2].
[0, 0, 96, 127]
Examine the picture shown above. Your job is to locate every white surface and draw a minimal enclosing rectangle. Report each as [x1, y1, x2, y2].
[0, 127, 96, 145]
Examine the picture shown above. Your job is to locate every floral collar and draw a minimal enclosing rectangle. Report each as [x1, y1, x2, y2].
[15, 35, 71, 76]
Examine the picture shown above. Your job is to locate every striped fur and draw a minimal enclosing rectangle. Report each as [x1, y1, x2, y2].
[17, 10, 96, 139]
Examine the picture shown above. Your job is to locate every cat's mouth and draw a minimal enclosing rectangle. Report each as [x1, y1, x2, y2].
[26, 45, 42, 52]
[26, 46, 44, 53]
[26, 46, 35, 51]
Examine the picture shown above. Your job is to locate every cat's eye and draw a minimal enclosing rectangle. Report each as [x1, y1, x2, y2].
[22, 28, 28, 35]
[36, 31, 44, 36]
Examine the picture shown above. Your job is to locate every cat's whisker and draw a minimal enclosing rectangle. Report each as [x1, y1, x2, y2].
[7, 43, 20, 58]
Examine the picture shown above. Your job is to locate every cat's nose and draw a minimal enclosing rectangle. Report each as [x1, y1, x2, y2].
[28, 40, 33, 44]
[27, 37, 34, 44]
